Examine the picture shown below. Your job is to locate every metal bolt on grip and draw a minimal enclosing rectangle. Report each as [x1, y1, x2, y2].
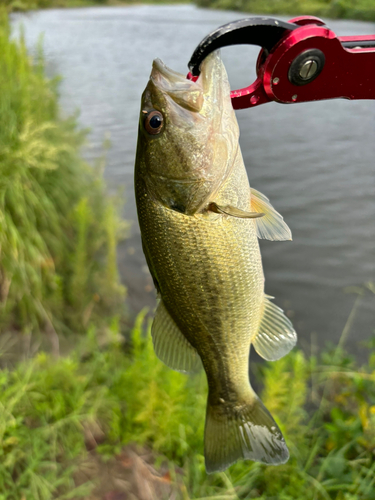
[288, 49, 325, 86]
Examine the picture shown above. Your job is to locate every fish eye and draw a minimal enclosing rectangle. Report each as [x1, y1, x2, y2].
[144, 110, 164, 135]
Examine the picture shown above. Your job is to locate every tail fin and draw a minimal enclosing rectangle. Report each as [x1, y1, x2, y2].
[204, 394, 289, 473]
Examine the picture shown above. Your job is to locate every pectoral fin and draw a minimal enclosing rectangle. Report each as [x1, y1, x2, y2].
[152, 300, 202, 373]
[208, 202, 264, 219]
[250, 188, 292, 241]
[252, 295, 297, 361]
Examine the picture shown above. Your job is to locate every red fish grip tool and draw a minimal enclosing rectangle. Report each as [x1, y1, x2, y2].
[187, 16, 375, 110]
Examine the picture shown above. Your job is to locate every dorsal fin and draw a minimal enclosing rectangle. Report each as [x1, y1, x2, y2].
[250, 188, 292, 241]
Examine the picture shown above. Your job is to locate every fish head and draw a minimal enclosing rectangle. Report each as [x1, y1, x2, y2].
[135, 51, 239, 215]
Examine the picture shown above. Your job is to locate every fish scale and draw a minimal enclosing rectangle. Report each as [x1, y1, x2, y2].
[136, 159, 263, 393]
[135, 51, 296, 473]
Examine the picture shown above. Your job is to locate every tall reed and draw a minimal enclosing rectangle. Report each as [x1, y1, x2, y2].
[0, 8, 126, 343]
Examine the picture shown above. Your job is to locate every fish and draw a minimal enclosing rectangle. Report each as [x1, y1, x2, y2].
[134, 51, 297, 473]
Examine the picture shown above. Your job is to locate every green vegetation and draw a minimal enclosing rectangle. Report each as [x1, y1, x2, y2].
[1, 307, 375, 499]
[5, 0, 107, 11]
[0, 9, 126, 347]
[6, 0, 375, 21]
[6, 0, 187, 11]
[195, 0, 375, 22]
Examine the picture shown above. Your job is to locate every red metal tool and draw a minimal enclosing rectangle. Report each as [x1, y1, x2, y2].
[187, 16, 375, 110]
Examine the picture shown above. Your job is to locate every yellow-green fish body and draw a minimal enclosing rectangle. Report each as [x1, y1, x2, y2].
[135, 52, 296, 473]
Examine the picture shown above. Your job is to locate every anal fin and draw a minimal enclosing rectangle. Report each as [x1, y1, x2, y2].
[152, 300, 202, 373]
[250, 188, 292, 241]
[253, 295, 297, 361]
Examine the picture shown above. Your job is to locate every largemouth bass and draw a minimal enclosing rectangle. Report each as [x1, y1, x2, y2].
[134, 51, 297, 473]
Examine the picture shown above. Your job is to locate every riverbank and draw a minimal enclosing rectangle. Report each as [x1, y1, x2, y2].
[6, 0, 375, 21]
[5, 0, 189, 13]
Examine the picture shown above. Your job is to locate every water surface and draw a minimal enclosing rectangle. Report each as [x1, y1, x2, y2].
[11, 6, 375, 354]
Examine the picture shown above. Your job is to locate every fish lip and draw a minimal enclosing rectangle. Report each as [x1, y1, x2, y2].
[151, 58, 204, 112]
[152, 58, 187, 85]
[151, 54, 218, 89]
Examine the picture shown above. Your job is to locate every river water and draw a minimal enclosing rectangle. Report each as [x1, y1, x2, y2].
[11, 6, 375, 355]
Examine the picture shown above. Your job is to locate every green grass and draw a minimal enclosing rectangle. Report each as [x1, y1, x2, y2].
[1, 293, 375, 499]
[0, 8, 126, 347]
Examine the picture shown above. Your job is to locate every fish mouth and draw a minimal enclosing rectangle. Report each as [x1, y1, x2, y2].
[151, 58, 204, 113]
[150, 52, 230, 114]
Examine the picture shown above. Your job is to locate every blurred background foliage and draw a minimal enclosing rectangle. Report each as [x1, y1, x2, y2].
[5, 0, 108, 11]
[194, 0, 375, 22]
[4, 0, 375, 21]
[0, 8, 127, 349]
